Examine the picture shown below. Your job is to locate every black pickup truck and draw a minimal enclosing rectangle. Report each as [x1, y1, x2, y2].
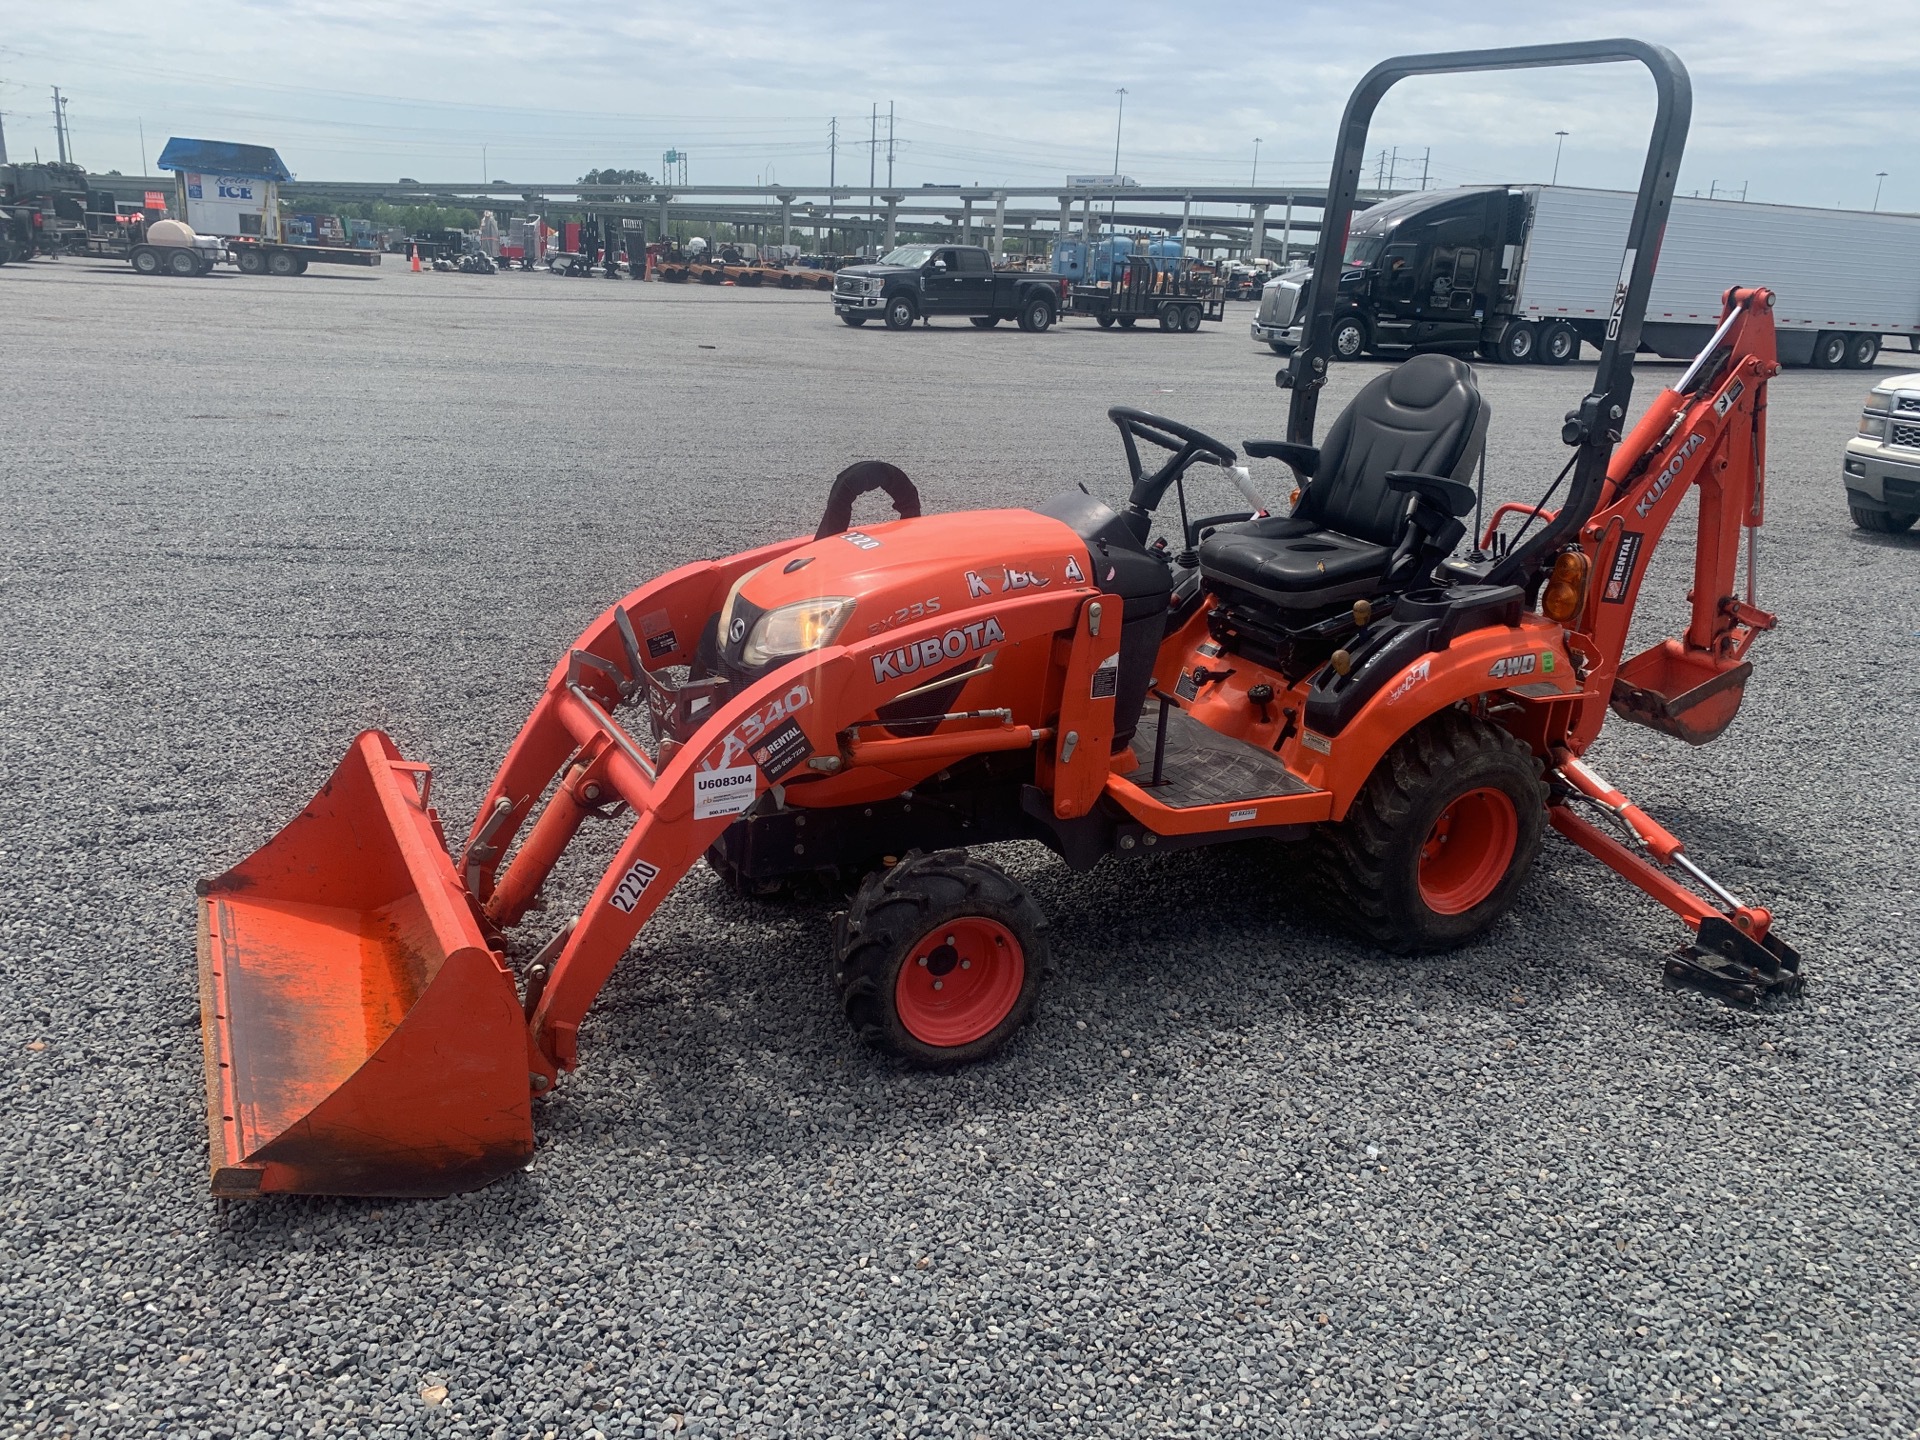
[833, 244, 1066, 331]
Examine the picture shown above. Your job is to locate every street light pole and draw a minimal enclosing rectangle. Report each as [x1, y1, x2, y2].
[1874, 171, 1888, 211]
[1251, 137, 1261, 186]
[1552, 130, 1569, 186]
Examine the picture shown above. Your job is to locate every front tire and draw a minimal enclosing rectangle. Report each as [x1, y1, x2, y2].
[1331, 314, 1369, 360]
[1497, 321, 1538, 364]
[832, 850, 1048, 1068]
[840, 314, 867, 327]
[1320, 711, 1547, 952]
[970, 315, 1000, 328]
[131, 247, 161, 275]
[1269, 338, 1293, 356]
[885, 294, 916, 330]
[1851, 503, 1918, 533]
[1096, 312, 1115, 329]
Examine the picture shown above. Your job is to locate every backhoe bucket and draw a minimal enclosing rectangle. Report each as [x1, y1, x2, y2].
[196, 732, 533, 1198]
[1609, 639, 1752, 746]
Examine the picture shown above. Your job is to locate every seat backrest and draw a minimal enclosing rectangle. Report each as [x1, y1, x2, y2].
[1299, 354, 1487, 546]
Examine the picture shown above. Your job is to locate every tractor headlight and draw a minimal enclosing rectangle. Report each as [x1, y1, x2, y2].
[742, 597, 856, 668]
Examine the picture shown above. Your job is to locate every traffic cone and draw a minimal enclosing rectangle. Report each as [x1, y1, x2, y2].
[410, 244, 421, 273]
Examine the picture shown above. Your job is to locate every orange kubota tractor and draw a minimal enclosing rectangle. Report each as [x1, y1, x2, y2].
[198, 40, 1802, 1199]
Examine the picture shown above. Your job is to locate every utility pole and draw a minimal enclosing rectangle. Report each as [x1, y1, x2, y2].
[0, 85, 10, 166]
[1388, 146, 1398, 190]
[1551, 129, 1569, 186]
[1420, 147, 1430, 190]
[1110, 88, 1126, 229]
[138, 118, 147, 175]
[869, 103, 877, 192]
[52, 86, 70, 165]
[1374, 148, 1386, 191]
[887, 102, 895, 188]
[1251, 137, 1260, 186]
[1874, 172, 1888, 211]
[828, 117, 837, 253]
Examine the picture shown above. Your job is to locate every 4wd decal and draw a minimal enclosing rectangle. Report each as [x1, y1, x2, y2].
[1603, 532, 1644, 603]
[692, 765, 757, 820]
[748, 715, 814, 781]
[710, 682, 812, 768]
[843, 530, 882, 551]
[1635, 432, 1706, 519]
[1488, 654, 1538, 681]
[1386, 658, 1431, 702]
[872, 618, 1006, 684]
[608, 858, 661, 913]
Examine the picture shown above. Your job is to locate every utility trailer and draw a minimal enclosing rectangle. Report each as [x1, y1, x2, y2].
[1258, 184, 1920, 367]
[154, 136, 378, 279]
[1067, 241, 1225, 332]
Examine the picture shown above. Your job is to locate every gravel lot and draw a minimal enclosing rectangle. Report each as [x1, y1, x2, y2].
[3, 258, 1917, 1439]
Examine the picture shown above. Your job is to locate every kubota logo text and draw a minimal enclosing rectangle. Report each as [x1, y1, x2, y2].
[872, 618, 1006, 683]
[1635, 433, 1706, 518]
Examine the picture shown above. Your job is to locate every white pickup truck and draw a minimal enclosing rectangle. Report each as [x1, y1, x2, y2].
[1845, 374, 1920, 532]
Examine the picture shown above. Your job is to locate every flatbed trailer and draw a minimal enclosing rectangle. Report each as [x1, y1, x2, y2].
[227, 238, 381, 276]
[1068, 250, 1225, 332]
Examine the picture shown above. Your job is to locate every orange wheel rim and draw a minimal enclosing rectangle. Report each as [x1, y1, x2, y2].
[1418, 786, 1519, 916]
[894, 917, 1025, 1048]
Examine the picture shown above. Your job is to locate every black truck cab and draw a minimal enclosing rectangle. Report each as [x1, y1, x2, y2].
[1336, 187, 1518, 357]
[833, 244, 1065, 332]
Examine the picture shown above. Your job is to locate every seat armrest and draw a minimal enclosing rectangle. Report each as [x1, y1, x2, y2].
[1386, 470, 1477, 518]
[1243, 440, 1318, 478]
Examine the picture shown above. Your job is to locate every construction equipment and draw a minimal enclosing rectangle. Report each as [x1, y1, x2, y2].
[198, 40, 1802, 1200]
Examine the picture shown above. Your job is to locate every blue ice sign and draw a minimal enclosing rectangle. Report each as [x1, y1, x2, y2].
[216, 177, 255, 201]
[187, 175, 203, 200]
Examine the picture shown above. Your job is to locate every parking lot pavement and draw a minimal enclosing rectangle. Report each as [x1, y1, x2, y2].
[3, 259, 1917, 1438]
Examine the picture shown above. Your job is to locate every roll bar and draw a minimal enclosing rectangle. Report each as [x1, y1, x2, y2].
[1281, 39, 1692, 593]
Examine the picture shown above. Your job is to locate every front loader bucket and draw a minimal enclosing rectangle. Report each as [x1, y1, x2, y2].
[1609, 640, 1753, 746]
[197, 732, 533, 1198]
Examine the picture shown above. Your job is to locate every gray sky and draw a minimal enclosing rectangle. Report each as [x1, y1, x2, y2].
[4, 1, 1915, 211]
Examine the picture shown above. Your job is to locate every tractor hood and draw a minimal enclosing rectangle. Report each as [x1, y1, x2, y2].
[717, 508, 1097, 680]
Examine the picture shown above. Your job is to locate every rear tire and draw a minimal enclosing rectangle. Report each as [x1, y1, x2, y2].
[885, 294, 916, 330]
[1812, 331, 1848, 369]
[1117, 316, 1137, 329]
[166, 248, 199, 277]
[1021, 297, 1054, 332]
[1331, 314, 1369, 360]
[1846, 333, 1880, 369]
[1181, 304, 1203, 333]
[236, 248, 265, 275]
[832, 850, 1048, 1068]
[1319, 710, 1547, 952]
[268, 250, 298, 277]
[1497, 321, 1538, 364]
[1850, 503, 1918, 533]
[1540, 321, 1578, 365]
[131, 246, 161, 275]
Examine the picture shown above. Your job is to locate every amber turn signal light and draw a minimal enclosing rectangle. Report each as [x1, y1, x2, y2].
[1542, 550, 1592, 623]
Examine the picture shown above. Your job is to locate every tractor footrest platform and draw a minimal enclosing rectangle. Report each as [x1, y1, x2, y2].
[1663, 914, 1804, 1006]
[1128, 704, 1312, 809]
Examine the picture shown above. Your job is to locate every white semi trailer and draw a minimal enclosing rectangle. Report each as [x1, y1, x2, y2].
[1254, 184, 1920, 368]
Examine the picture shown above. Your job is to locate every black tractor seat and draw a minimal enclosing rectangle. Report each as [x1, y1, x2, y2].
[1201, 353, 1488, 616]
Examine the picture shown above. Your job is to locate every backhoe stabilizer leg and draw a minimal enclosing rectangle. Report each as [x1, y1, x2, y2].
[1547, 752, 1803, 1005]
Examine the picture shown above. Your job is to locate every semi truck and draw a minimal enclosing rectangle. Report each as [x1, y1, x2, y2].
[1253, 184, 1920, 368]
[155, 137, 380, 277]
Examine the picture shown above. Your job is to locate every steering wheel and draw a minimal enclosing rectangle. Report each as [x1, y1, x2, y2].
[1106, 407, 1238, 537]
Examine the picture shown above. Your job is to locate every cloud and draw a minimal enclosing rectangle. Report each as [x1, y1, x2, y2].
[4, 0, 1913, 210]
